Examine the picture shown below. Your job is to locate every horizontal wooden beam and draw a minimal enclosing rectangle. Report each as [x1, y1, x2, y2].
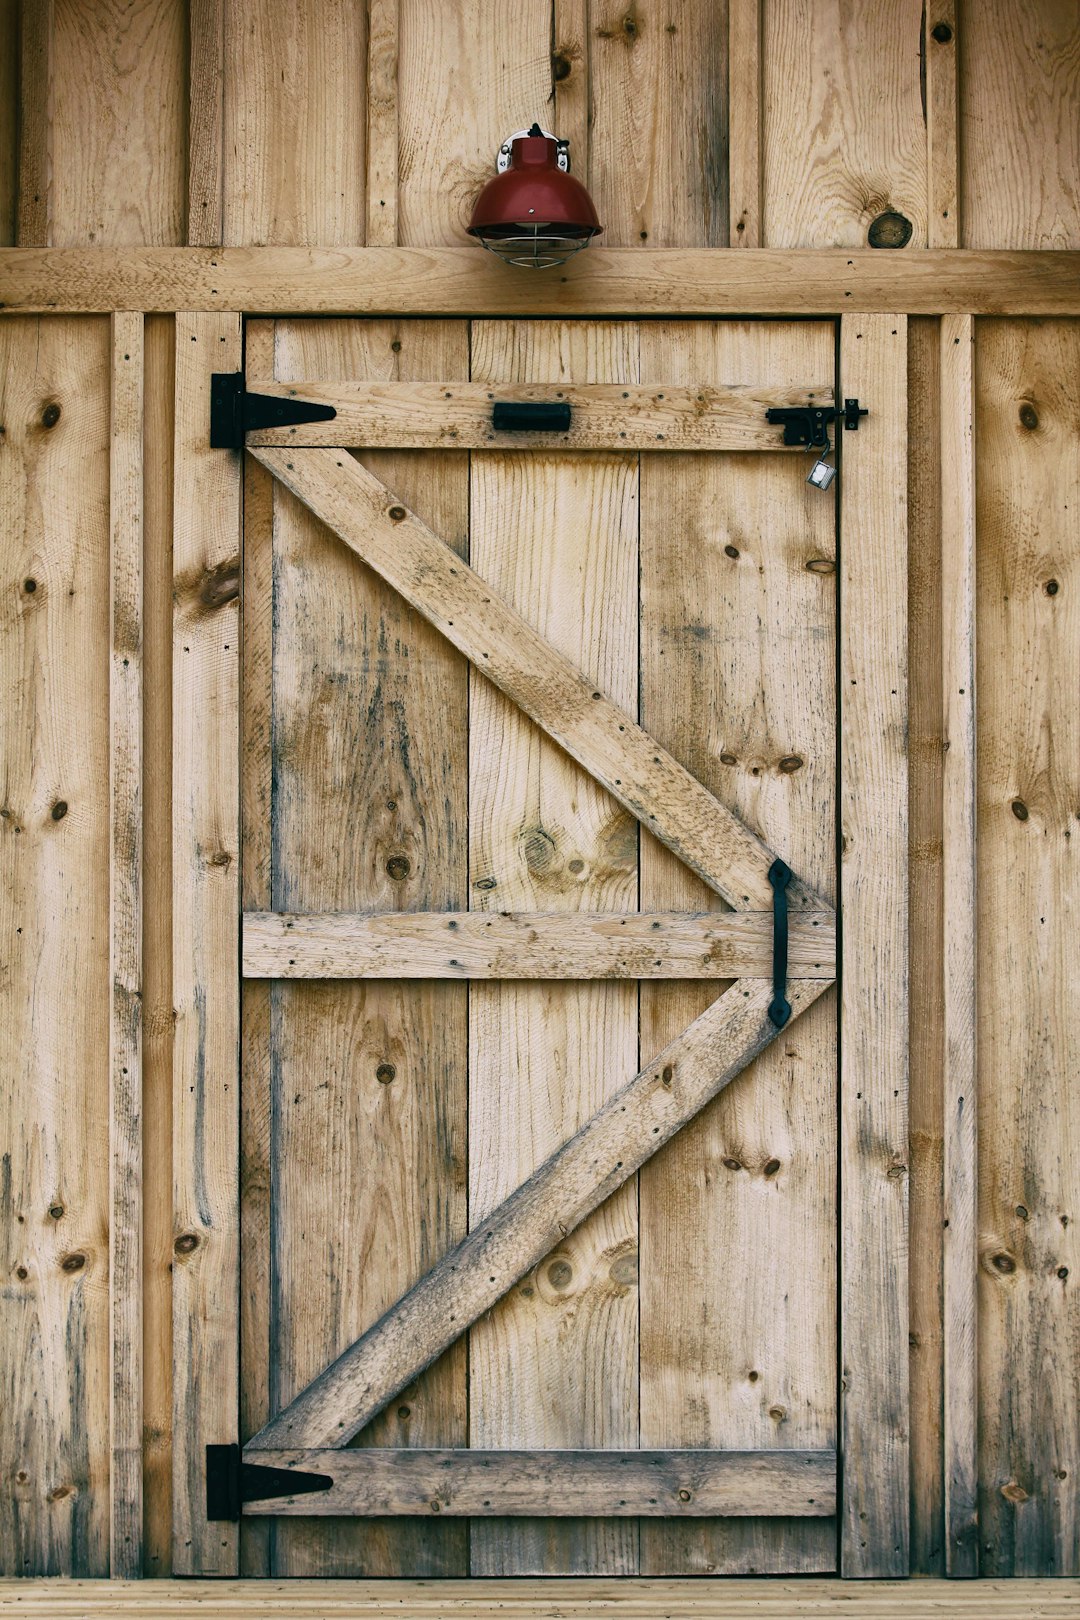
[242, 909, 836, 979]
[2, 247, 1078, 316]
[244, 381, 830, 451]
[239, 1448, 836, 1518]
[246, 976, 831, 1451]
[253, 448, 826, 913]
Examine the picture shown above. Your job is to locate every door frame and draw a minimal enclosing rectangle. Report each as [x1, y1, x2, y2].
[164, 302, 970, 1580]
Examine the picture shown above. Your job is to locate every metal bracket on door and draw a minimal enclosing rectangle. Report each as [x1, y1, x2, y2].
[209, 372, 338, 450]
[205, 1443, 333, 1521]
[764, 398, 867, 448]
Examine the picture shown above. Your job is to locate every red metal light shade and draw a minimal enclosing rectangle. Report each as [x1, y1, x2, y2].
[467, 125, 602, 269]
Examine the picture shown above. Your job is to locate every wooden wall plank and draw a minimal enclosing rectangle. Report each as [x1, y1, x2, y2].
[221, 1, 366, 247]
[140, 313, 175, 1577]
[976, 319, 1079, 1577]
[170, 310, 242, 1576]
[728, 0, 762, 246]
[50, 0, 186, 248]
[263, 318, 469, 1579]
[187, 0, 226, 247]
[0, 315, 111, 1575]
[236, 318, 275, 1581]
[924, 2, 959, 249]
[108, 310, 143, 1579]
[907, 316, 946, 1577]
[0, 0, 18, 244]
[15, 0, 53, 245]
[638, 319, 838, 1578]
[468, 319, 640, 1575]
[552, 0, 589, 176]
[365, 0, 399, 246]
[761, 0, 927, 248]
[395, 1, 550, 248]
[839, 313, 910, 1577]
[960, 0, 1080, 249]
[940, 313, 978, 1576]
[588, 0, 726, 248]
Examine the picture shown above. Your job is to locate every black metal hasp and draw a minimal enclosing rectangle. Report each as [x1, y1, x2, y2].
[206, 1443, 333, 1521]
[765, 398, 867, 448]
[492, 400, 573, 432]
[210, 372, 337, 450]
[767, 858, 793, 1030]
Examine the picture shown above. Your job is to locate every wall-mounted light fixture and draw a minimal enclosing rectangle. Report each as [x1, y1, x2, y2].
[467, 124, 602, 269]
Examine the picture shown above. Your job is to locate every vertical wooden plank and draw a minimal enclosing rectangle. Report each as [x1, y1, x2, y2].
[960, 0, 1080, 249]
[15, 0, 53, 245]
[468, 320, 640, 1578]
[728, 0, 762, 246]
[977, 319, 1080, 1577]
[140, 313, 175, 1577]
[907, 316, 946, 1577]
[0, 0, 20, 243]
[638, 320, 837, 1577]
[925, 1, 959, 249]
[396, 1, 552, 247]
[171, 310, 242, 1577]
[222, 0, 366, 246]
[761, 0, 926, 248]
[265, 319, 469, 1579]
[839, 313, 910, 1577]
[940, 313, 978, 1576]
[236, 320, 275, 1580]
[588, 0, 726, 247]
[109, 311, 143, 1579]
[0, 316, 111, 1576]
[552, 0, 590, 174]
[188, 0, 226, 247]
[49, 0, 187, 248]
[366, 0, 399, 246]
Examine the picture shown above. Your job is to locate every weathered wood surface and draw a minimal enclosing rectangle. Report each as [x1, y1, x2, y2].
[242, 910, 835, 980]
[976, 321, 1079, 1576]
[839, 316, 910, 1577]
[364, 0, 398, 246]
[247, 977, 830, 1454]
[727, 0, 762, 246]
[187, 0, 226, 248]
[939, 313, 978, 1576]
[251, 446, 822, 914]
[3, 1578, 1078, 1618]
[0, 316, 112, 1576]
[925, 2, 960, 249]
[170, 312, 242, 1575]
[257, 319, 470, 1578]
[5, 247, 1080, 316]
[240, 1450, 836, 1518]
[466, 317, 641, 1577]
[637, 320, 838, 1578]
[244, 380, 829, 451]
[108, 310, 144, 1579]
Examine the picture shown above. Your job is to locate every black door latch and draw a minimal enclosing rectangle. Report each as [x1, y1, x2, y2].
[492, 401, 573, 432]
[764, 398, 867, 448]
[206, 1443, 333, 1521]
[210, 372, 337, 450]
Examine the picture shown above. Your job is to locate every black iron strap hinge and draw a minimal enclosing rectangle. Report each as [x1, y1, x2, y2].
[765, 398, 868, 448]
[210, 372, 337, 450]
[206, 1443, 333, 1521]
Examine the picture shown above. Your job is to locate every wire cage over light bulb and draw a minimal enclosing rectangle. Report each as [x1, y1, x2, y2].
[467, 125, 602, 269]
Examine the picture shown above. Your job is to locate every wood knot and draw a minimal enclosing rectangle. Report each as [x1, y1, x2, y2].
[375, 1063, 396, 1084]
[1011, 799, 1029, 821]
[768, 1405, 787, 1422]
[40, 401, 62, 429]
[23, 577, 37, 594]
[50, 801, 68, 821]
[661, 1065, 674, 1086]
[763, 1158, 782, 1177]
[173, 1233, 199, 1257]
[724, 544, 739, 559]
[547, 1258, 573, 1290]
[930, 20, 953, 42]
[61, 1252, 86, 1272]
[552, 50, 573, 80]
[1045, 579, 1059, 596]
[47, 1484, 73, 1502]
[805, 557, 835, 575]
[1018, 402, 1039, 431]
[678, 1488, 692, 1502]
[1000, 1480, 1028, 1504]
[722, 1157, 743, 1172]
[778, 756, 803, 774]
[867, 211, 913, 249]
[199, 559, 240, 610]
[388, 506, 407, 522]
[609, 1250, 638, 1287]
[386, 855, 411, 880]
[991, 1251, 1016, 1274]
[48, 1203, 64, 1220]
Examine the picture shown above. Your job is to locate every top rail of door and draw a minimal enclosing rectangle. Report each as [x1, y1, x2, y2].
[2, 247, 1078, 316]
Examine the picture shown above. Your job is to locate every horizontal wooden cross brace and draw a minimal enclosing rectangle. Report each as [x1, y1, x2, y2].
[242, 380, 831, 451]
[252, 447, 831, 915]
[245, 975, 832, 1451]
[242, 909, 836, 979]
[239, 1448, 836, 1518]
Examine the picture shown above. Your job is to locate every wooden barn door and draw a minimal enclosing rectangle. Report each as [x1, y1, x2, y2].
[233, 316, 845, 1578]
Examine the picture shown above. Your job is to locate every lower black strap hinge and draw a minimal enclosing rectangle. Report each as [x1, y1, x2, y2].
[767, 857, 792, 1030]
[206, 1443, 334, 1521]
[210, 372, 337, 450]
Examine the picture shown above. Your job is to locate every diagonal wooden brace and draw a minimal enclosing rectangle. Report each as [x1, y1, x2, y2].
[251, 447, 831, 915]
[246, 975, 832, 1451]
